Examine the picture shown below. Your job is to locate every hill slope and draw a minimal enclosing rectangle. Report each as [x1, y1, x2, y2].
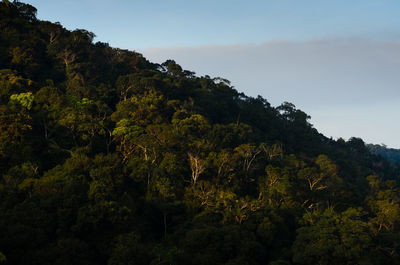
[368, 144, 400, 163]
[0, 1, 399, 265]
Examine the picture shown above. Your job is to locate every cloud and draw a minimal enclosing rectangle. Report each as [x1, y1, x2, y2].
[142, 39, 400, 108]
[140, 39, 400, 147]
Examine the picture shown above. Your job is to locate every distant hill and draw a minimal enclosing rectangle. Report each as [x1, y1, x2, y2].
[367, 144, 400, 163]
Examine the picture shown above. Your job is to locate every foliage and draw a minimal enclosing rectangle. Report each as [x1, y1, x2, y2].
[0, 2, 399, 264]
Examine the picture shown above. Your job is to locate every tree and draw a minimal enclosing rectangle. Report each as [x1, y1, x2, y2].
[0, 252, 5, 264]
[293, 208, 373, 265]
[108, 232, 149, 265]
[188, 152, 205, 186]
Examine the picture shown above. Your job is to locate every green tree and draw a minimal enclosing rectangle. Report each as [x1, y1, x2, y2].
[293, 208, 372, 265]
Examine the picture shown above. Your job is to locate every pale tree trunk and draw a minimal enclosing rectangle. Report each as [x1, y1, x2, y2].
[188, 153, 205, 186]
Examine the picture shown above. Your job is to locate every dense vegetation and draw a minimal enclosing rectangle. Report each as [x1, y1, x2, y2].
[368, 144, 400, 164]
[1, 1, 400, 264]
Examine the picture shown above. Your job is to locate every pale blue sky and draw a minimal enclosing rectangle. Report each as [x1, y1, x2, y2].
[25, 0, 400, 148]
[28, 0, 400, 49]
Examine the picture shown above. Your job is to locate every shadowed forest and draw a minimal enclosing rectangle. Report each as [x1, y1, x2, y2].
[368, 144, 400, 164]
[0, 1, 400, 264]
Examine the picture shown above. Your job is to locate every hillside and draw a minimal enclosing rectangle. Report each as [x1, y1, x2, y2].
[368, 144, 400, 164]
[0, 1, 400, 265]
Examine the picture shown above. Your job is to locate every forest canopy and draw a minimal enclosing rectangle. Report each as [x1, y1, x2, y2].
[0, 1, 399, 264]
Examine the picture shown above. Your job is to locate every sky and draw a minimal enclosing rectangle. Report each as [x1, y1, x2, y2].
[26, 0, 400, 148]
